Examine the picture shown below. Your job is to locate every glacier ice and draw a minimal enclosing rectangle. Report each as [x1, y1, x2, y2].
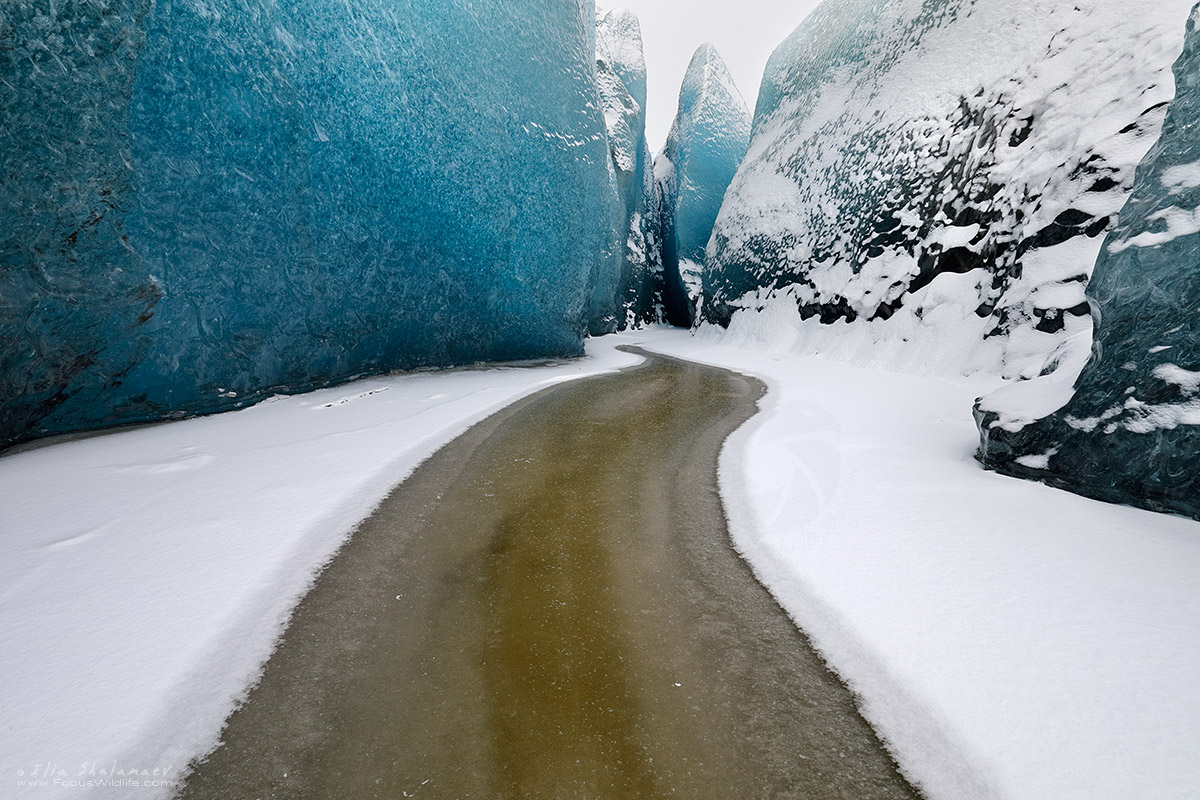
[588, 7, 661, 334]
[703, 0, 1193, 378]
[655, 43, 750, 327]
[0, 0, 619, 448]
[976, 6, 1200, 519]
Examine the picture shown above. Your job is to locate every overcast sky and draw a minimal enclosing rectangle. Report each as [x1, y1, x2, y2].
[609, 0, 825, 153]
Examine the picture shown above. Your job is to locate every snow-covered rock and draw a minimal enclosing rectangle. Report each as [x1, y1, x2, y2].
[703, 0, 1193, 378]
[978, 5, 1200, 521]
[655, 43, 751, 326]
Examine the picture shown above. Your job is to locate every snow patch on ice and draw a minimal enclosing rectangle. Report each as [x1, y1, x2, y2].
[1120, 397, 1200, 434]
[1152, 362, 1200, 395]
[1110, 204, 1200, 252]
[1160, 160, 1200, 194]
[1014, 449, 1057, 470]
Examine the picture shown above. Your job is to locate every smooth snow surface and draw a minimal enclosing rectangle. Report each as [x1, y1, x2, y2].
[625, 328, 1200, 800]
[0, 342, 640, 798]
[5, 328, 1199, 800]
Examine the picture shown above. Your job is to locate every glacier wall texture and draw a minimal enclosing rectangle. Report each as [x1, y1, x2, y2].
[589, 7, 662, 334]
[703, 0, 1193, 378]
[977, 5, 1200, 520]
[654, 44, 750, 327]
[0, 0, 620, 448]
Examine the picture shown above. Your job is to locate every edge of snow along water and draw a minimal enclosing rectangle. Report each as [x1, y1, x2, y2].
[4, 327, 1199, 800]
[627, 327, 1200, 800]
[0, 342, 641, 799]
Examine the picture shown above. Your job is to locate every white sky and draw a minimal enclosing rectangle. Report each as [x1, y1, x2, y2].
[609, 0, 825, 153]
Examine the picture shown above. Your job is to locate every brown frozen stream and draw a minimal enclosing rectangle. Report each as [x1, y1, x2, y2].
[178, 348, 921, 799]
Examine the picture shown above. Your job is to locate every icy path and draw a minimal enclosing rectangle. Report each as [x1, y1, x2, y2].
[179, 350, 917, 799]
[0, 343, 639, 798]
[633, 328, 1200, 800]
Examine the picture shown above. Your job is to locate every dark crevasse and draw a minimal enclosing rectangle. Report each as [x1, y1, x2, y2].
[0, 0, 634, 448]
[977, 4, 1200, 520]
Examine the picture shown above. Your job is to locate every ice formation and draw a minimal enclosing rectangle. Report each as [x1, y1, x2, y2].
[977, 6, 1200, 520]
[589, 7, 662, 333]
[703, 0, 1193, 378]
[655, 44, 751, 327]
[0, 0, 618, 448]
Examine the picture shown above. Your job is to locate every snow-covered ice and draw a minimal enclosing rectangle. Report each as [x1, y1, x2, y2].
[706, 0, 1192, 386]
[0, 341, 640, 797]
[977, 6, 1200, 519]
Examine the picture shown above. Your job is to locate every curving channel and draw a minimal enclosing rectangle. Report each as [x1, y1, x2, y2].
[178, 348, 921, 800]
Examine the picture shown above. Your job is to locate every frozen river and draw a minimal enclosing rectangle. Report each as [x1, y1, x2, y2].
[178, 349, 917, 799]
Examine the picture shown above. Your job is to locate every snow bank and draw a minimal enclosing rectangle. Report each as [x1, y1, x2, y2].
[629, 327, 1200, 800]
[0, 341, 641, 798]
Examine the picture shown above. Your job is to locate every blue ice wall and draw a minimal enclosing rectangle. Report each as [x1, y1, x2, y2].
[0, 0, 615, 448]
[977, 5, 1200, 519]
[588, 8, 660, 334]
[654, 44, 750, 327]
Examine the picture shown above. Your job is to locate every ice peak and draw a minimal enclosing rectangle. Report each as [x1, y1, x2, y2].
[679, 43, 749, 123]
[597, 7, 648, 110]
[655, 41, 752, 327]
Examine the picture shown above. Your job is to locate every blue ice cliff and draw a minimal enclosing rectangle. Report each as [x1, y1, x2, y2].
[0, 0, 622, 448]
[655, 44, 750, 327]
[976, 6, 1200, 519]
[588, 7, 661, 333]
[703, 0, 1193, 377]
